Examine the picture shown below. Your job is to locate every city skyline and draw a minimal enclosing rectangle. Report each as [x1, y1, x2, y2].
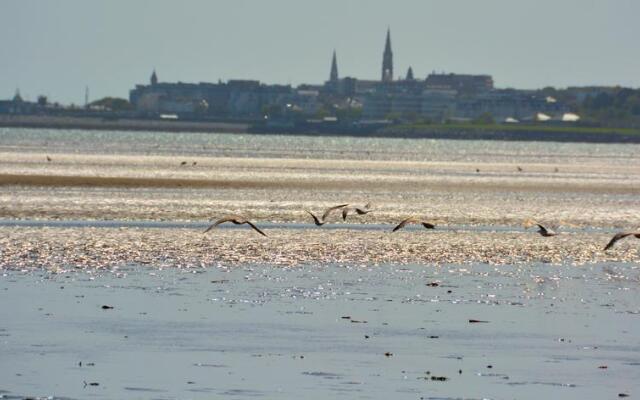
[2, 0, 640, 104]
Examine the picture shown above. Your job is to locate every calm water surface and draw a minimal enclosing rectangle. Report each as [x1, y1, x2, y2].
[1, 263, 638, 399]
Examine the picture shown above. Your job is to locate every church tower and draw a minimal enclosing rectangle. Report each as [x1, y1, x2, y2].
[150, 69, 158, 86]
[381, 28, 393, 82]
[330, 50, 339, 82]
[406, 66, 414, 81]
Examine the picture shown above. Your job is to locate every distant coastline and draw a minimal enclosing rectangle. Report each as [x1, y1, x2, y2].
[2, 114, 640, 143]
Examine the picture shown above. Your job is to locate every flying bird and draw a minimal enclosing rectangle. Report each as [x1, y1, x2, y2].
[523, 219, 557, 237]
[533, 224, 557, 237]
[391, 217, 436, 232]
[603, 232, 640, 251]
[342, 203, 373, 221]
[203, 215, 267, 237]
[305, 204, 349, 226]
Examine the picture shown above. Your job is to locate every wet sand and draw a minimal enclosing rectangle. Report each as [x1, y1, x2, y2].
[1, 264, 638, 399]
[1, 129, 639, 399]
[0, 226, 639, 271]
[1, 150, 640, 230]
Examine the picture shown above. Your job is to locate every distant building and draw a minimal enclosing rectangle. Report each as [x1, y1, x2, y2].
[421, 88, 457, 121]
[124, 28, 578, 124]
[381, 28, 393, 82]
[129, 71, 293, 118]
[0, 89, 39, 114]
[425, 73, 494, 95]
[455, 89, 567, 121]
[565, 86, 618, 102]
[330, 50, 338, 83]
[405, 67, 415, 81]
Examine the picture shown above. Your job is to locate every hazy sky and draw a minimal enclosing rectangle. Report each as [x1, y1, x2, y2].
[2, 0, 639, 104]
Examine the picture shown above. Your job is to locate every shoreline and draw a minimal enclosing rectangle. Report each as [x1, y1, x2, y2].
[3, 114, 640, 143]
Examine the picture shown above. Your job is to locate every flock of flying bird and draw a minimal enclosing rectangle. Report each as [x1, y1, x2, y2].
[203, 203, 640, 251]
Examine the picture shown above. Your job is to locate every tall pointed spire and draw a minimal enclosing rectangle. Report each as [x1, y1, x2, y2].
[150, 69, 158, 86]
[330, 50, 339, 82]
[406, 66, 414, 81]
[382, 28, 393, 82]
[13, 88, 23, 103]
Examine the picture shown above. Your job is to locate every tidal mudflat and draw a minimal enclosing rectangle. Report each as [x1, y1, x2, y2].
[0, 128, 639, 398]
[1, 263, 639, 400]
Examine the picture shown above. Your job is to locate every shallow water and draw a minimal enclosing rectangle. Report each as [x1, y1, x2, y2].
[2, 127, 640, 163]
[0, 218, 616, 233]
[1, 128, 639, 398]
[1, 263, 638, 399]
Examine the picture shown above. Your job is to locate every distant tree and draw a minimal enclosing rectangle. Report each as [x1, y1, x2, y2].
[262, 104, 283, 119]
[401, 111, 421, 123]
[89, 97, 133, 111]
[539, 86, 558, 97]
[472, 112, 494, 125]
[37, 95, 48, 106]
[195, 99, 209, 114]
[384, 112, 402, 122]
[314, 106, 331, 119]
[335, 107, 362, 121]
[578, 87, 640, 127]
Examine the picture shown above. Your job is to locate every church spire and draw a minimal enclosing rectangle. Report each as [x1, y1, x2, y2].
[382, 28, 393, 82]
[406, 66, 414, 81]
[150, 69, 158, 86]
[330, 50, 338, 82]
[13, 88, 23, 103]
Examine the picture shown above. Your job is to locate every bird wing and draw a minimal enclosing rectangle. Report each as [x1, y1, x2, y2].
[604, 232, 634, 250]
[536, 224, 549, 235]
[342, 207, 350, 221]
[355, 207, 371, 215]
[392, 217, 415, 232]
[421, 222, 436, 229]
[305, 210, 322, 225]
[321, 204, 349, 221]
[203, 216, 239, 233]
[244, 221, 267, 237]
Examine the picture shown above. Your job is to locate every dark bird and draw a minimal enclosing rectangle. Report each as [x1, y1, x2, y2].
[534, 224, 557, 237]
[517, 166, 523, 172]
[524, 220, 557, 236]
[46, 155, 52, 162]
[603, 232, 640, 251]
[342, 203, 373, 221]
[203, 215, 267, 237]
[305, 210, 325, 226]
[192, 161, 197, 166]
[392, 217, 436, 232]
[180, 161, 187, 166]
[475, 168, 480, 173]
[305, 204, 349, 226]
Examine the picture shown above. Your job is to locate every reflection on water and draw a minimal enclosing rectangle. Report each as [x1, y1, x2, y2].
[1, 127, 640, 163]
[0, 262, 638, 399]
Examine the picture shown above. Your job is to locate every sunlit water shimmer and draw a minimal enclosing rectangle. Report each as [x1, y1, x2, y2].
[0, 128, 639, 399]
[2, 127, 640, 162]
[1, 264, 639, 400]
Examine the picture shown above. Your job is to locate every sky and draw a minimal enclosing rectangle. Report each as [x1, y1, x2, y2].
[1, 0, 639, 104]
